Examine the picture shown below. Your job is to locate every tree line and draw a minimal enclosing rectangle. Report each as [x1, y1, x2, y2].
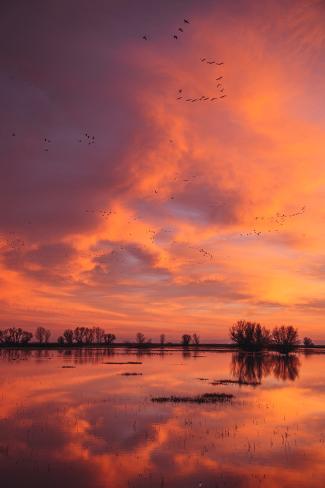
[0, 322, 315, 350]
[230, 320, 314, 353]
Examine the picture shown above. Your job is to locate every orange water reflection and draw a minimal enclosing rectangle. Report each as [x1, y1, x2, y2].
[0, 348, 324, 487]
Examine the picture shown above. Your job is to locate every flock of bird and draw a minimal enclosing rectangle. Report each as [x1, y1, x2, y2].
[3, 16, 308, 271]
[10, 131, 96, 152]
[142, 17, 227, 103]
[176, 61, 226, 103]
[240, 207, 306, 238]
[142, 18, 190, 41]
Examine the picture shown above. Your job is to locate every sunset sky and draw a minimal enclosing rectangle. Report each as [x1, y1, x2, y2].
[1, 0, 325, 341]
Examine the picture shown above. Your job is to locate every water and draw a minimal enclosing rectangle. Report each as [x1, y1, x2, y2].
[0, 348, 324, 487]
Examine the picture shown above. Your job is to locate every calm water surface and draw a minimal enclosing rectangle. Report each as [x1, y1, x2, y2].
[0, 348, 324, 487]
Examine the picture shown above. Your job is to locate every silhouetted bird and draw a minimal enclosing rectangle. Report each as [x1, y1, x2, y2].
[178, 27, 184, 32]
[216, 62, 224, 65]
[220, 95, 226, 98]
[184, 19, 190, 23]
[216, 76, 223, 81]
[200, 58, 206, 62]
[142, 35, 148, 40]
[173, 35, 178, 39]
[12, 133, 15, 136]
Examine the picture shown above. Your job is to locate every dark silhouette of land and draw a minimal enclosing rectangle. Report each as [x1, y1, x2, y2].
[0, 324, 322, 351]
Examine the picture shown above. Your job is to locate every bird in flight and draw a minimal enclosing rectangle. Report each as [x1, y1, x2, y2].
[220, 95, 227, 98]
[178, 27, 184, 32]
[200, 58, 206, 62]
[216, 76, 223, 81]
[173, 35, 178, 39]
[216, 62, 224, 65]
[184, 19, 190, 24]
[142, 35, 148, 40]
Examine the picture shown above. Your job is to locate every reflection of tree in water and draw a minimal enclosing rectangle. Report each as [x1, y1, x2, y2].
[231, 352, 301, 383]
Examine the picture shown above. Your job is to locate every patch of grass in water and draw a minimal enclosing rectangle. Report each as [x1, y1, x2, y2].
[121, 372, 143, 376]
[151, 393, 233, 404]
[210, 379, 261, 387]
[103, 361, 142, 365]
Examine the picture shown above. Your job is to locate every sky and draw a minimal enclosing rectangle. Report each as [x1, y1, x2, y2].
[1, 0, 325, 341]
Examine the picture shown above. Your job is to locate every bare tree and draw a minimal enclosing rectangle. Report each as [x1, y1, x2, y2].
[21, 331, 33, 344]
[35, 326, 45, 344]
[57, 336, 64, 345]
[1, 327, 33, 345]
[44, 329, 51, 343]
[136, 332, 146, 345]
[182, 334, 192, 346]
[63, 329, 74, 344]
[104, 333, 116, 345]
[73, 327, 86, 344]
[303, 337, 314, 347]
[192, 333, 200, 346]
[230, 320, 271, 351]
[93, 327, 105, 344]
[272, 325, 300, 353]
[160, 334, 166, 346]
[84, 327, 94, 344]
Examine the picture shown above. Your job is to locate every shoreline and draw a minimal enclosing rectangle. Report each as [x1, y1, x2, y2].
[0, 343, 323, 350]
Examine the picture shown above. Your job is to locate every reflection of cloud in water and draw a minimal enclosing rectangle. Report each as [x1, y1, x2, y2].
[0, 349, 324, 487]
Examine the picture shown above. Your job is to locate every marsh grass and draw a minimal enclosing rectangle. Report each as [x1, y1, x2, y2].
[151, 393, 234, 404]
[211, 379, 261, 387]
[102, 361, 142, 364]
[121, 372, 143, 376]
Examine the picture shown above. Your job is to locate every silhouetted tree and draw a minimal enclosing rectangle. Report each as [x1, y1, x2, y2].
[136, 332, 146, 345]
[303, 336, 314, 347]
[57, 336, 65, 345]
[63, 329, 74, 344]
[0, 327, 33, 345]
[94, 327, 105, 344]
[182, 334, 192, 346]
[35, 326, 51, 344]
[192, 333, 200, 346]
[103, 333, 116, 345]
[160, 334, 166, 346]
[230, 320, 271, 351]
[35, 326, 45, 343]
[84, 327, 94, 344]
[73, 327, 86, 344]
[21, 331, 33, 344]
[44, 328, 51, 343]
[272, 325, 300, 353]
